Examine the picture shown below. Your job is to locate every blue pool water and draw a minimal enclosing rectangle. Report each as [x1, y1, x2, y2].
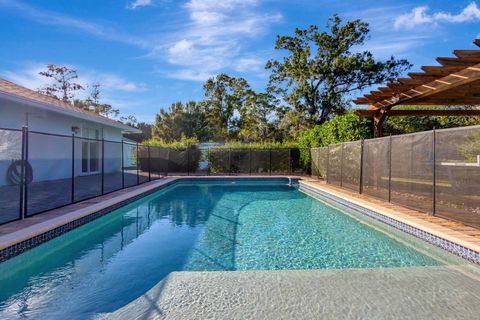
[0, 179, 447, 319]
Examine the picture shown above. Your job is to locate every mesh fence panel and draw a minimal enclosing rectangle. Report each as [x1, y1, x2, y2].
[230, 149, 251, 174]
[435, 127, 480, 227]
[27, 132, 72, 215]
[104, 141, 123, 193]
[74, 137, 102, 202]
[250, 150, 270, 174]
[0, 129, 22, 223]
[123, 142, 138, 187]
[187, 146, 203, 175]
[149, 147, 165, 179]
[342, 141, 361, 191]
[390, 132, 433, 213]
[317, 147, 328, 180]
[328, 144, 343, 186]
[362, 137, 390, 201]
[167, 149, 188, 175]
[311, 148, 320, 177]
[138, 145, 150, 184]
[209, 149, 230, 174]
[290, 149, 305, 174]
[271, 149, 290, 174]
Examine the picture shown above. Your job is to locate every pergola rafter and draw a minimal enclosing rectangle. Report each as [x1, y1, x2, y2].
[354, 39, 480, 137]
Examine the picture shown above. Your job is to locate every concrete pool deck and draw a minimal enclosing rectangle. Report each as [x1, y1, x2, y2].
[1, 176, 480, 261]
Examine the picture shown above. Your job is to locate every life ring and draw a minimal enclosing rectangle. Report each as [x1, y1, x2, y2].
[7, 160, 33, 185]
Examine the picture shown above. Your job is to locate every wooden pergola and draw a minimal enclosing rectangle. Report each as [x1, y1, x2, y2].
[354, 39, 480, 137]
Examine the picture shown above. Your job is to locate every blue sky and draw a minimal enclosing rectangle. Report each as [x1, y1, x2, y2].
[0, 0, 479, 123]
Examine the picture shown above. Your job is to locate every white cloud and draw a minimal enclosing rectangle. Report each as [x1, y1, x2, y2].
[127, 0, 153, 10]
[3, 64, 147, 99]
[154, 0, 282, 81]
[394, 2, 480, 30]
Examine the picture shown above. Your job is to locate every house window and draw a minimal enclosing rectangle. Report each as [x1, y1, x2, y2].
[81, 128, 101, 174]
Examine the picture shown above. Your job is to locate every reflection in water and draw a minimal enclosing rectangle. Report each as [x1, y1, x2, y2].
[0, 180, 460, 319]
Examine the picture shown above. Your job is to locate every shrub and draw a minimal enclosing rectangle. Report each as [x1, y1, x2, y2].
[298, 113, 371, 165]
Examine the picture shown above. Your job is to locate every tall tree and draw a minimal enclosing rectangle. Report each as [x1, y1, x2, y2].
[38, 64, 84, 103]
[152, 101, 211, 142]
[238, 92, 277, 142]
[202, 74, 252, 140]
[266, 15, 411, 125]
[74, 84, 119, 118]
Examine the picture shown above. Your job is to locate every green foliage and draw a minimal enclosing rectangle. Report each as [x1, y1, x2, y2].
[211, 141, 299, 150]
[297, 113, 371, 165]
[202, 74, 253, 140]
[152, 101, 211, 142]
[266, 15, 410, 125]
[237, 92, 278, 142]
[144, 135, 199, 150]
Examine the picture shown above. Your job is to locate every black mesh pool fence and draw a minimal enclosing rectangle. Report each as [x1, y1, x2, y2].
[311, 125, 480, 228]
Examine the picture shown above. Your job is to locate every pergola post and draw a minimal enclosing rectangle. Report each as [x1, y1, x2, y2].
[373, 109, 387, 138]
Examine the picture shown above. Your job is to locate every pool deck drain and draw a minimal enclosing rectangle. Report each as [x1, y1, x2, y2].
[100, 266, 480, 320]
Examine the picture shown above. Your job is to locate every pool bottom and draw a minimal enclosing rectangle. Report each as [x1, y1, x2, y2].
[103, 266, 480, 320]
[299, 182, 480, 265]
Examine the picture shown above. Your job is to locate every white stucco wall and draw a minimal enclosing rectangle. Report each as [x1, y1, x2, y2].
[0, 97, 131, 186]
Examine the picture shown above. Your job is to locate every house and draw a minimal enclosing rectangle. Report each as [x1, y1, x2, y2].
[0, 78, 141, 187]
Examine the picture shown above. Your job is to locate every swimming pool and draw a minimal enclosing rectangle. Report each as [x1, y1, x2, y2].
[0, 178, 469, 319]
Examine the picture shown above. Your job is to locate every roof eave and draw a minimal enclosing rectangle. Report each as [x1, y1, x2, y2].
[0, 91, 140, 133]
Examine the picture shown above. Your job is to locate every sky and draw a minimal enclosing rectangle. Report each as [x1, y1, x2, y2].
[0, 0, 479, 123]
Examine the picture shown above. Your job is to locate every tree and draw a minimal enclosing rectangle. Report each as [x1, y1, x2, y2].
[74, 84, 120, 118]
[276, 108, 310, 141]
[152, 101, 212, 142]
[38, 64, 84, 103]
[122, 116, 153, 142]
[237, 92, 277, 142]
[266, 15, 411, 125]
[202, 74, 252, 140]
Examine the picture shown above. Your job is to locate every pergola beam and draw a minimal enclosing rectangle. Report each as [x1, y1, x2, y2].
[353, 39, 480, 137]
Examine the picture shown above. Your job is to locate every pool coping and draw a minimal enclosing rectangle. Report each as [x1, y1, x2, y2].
[0, 176, 297, 262]
[299, 181, 480, 265]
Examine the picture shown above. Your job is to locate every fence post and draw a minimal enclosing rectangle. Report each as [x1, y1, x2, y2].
[207, 148, 211, 176]
[165, 149, 170, 176]
[432, 128, 436, 216]
[359, 139, 364, 194]
[121, 141, 125, 188]
[388, 134, 392, 202]
[148, 145, 151, 181]
[249, 149, 252, 175]
[136, 143, 140, 185]
[289, 148, 292, 174]
[326, 145, 330, 184]
[187, 144, 190, 176]
[71, 134, 75, 204]
[228, 148, 232, 175]
[340, 143, 344, 188]
[269, 149, 272, 176]
[19, 126, 27, 219]
[101, 138, 105, 195]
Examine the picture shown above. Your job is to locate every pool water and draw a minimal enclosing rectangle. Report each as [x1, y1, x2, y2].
[0, 179, 456, 319]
